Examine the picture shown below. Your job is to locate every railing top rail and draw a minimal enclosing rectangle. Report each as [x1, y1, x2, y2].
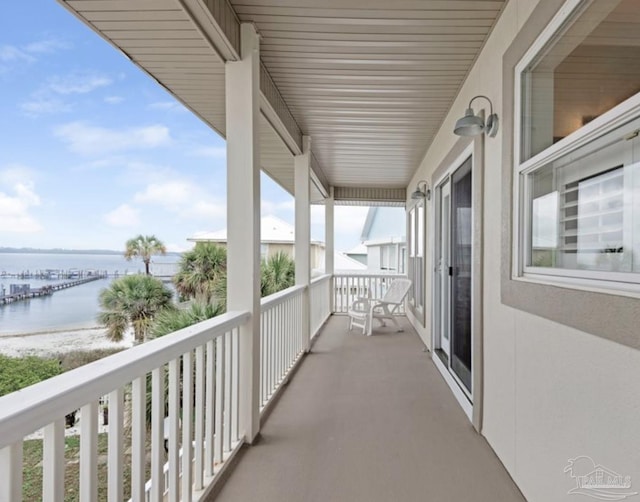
[310, 274, 331, 286]
[0, 310, 250, 449]
[333, 273, 407, 279]
[260, 284, 306, 312]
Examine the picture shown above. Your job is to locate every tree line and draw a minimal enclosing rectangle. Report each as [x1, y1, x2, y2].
[99, 234, 295, 344]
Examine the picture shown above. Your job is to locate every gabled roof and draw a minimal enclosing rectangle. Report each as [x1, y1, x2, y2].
[189, 215, 323, 246]
[334, 252, 367, 271]
[345, 243, 367, 256]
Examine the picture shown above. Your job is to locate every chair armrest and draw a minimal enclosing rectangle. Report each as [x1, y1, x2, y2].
[350, 299, 371, 312]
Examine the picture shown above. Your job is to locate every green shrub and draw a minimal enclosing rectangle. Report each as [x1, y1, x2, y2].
[56, 348, 124, 372]
[0, 355, 61, 397]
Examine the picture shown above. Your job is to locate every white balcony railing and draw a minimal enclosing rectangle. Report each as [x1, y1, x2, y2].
[259, 284, 306, 411]
[0, 273, 408, 501]
[0, 311, 249, 502]
[333, 272, 407, 315]
[310, 274, 332, 339]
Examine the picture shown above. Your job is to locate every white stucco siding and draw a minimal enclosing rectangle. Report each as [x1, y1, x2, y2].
[408, 0, 640, 500]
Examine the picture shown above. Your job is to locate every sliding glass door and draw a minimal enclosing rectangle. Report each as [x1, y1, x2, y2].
[435, 155, 473, 397]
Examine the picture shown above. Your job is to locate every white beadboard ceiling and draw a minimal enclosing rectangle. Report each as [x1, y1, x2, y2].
[58, 0, 506, 198]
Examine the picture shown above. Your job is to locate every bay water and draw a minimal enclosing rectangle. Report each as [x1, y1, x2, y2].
[0, 253, 179, 335]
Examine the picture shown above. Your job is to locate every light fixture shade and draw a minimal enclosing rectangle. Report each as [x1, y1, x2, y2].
[453, 108, 485, 136]
[411, 188, 424, 200]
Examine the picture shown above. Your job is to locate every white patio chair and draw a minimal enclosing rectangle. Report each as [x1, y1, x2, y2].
[348, 278, 412, 336]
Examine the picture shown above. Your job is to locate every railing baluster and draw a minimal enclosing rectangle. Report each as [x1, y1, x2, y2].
[131, 377, 146, 502]
[79, 401, 98, 502]
[260, 315, 265, 406]
[204, 340, 214, 477]
[0, 442, 23, 502]
[107, 389, 124, 502]
[214, 334, 225, 465]
[270, 309, 275, 395]
[194, 345, 205, 490]
[42, 419, 64, 502]
[232, 328, 240, 442]
[224, 331, 232, 452]
[150, 368, 165, 502]
[167, 359, 180, 502]
[182, 351, 193, 502]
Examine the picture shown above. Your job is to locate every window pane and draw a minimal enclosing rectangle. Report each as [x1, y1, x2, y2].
[409, 209, 416, 257]
[417, 204, 424, 257]
[527, 121, 640, 273]
[521, 0, 640, 161]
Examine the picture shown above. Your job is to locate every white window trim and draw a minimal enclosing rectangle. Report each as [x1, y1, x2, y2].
[512, 0, 640, 295]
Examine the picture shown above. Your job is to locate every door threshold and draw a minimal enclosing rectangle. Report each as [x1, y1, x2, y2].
[432, 353, 473, 422]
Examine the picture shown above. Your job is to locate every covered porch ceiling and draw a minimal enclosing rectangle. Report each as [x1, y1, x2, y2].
[58, 0, 506, 205]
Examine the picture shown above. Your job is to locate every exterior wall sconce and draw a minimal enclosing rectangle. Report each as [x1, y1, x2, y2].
[411, 180, 431, 200]
[453, 95, 499, 137]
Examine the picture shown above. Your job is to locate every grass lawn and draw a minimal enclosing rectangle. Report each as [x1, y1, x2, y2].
[22, 431, 149, 502]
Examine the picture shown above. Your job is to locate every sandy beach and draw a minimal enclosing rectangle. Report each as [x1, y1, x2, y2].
[0, 326, 134, 357]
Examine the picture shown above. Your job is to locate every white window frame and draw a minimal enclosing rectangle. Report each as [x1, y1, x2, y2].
[407, 198, 425, 322]
[512, 0, 640, 295]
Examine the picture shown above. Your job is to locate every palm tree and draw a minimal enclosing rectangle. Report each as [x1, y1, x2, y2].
[150, 302, 225, 339]
[98, 275, 174, 343]
[261, 251, 295, 296]
[124, 235, 167, 275]
[173, 243, 226, 304]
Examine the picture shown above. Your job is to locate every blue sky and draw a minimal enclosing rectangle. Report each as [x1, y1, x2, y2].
[0, 1, 369, 253]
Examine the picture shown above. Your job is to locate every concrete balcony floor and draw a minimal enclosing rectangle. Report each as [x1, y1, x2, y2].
[213, 316, 525, 502]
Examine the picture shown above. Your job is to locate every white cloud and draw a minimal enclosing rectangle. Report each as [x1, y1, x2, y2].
[54, 122, 172, 155]
[23, 38, 71, 55]
[0, 39, 69, 74]
[134, 181, 192, 208]
[104, 96, 124, 104]
[0, 167, 42, 233]
[21, 97, 71, 115]
[20, 72, 113, 116]
[104, 204, 140, 227]
[134, 180, 225, 222]
[47, 73, 111, 95]
[262, 198, 294, 216]
[0, 45, 34, 64]
[191, 146, 226, 159]
[183, 200, 225, 220]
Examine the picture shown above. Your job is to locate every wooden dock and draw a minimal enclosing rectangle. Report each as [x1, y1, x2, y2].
[0, 276, 106, 306]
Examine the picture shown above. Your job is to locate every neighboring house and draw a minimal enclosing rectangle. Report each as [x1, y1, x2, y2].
[360, 207, 406, 273]
[333, 252, 367, 272]
[188, 215, 325, 271]
[344, 243, 367, 266]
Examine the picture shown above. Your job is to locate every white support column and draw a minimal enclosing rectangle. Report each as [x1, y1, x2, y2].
[325, 187, 335, 313]
[295, 136, 311, 351]
[226, 22, 261, 444]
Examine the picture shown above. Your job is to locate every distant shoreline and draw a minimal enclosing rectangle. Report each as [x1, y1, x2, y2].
[0, 248, 183, 256]
[0, 325, 104, 338]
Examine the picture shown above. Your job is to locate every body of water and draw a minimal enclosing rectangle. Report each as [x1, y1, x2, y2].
[0, 253, 179, 335]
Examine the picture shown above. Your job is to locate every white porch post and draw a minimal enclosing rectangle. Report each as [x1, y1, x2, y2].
[295, 136, 311, 351]
[225, 23, 261, 443]
[325, 186, 335, 312]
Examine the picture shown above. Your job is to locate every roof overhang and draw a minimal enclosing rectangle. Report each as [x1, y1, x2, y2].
[57, 0, 507, 203]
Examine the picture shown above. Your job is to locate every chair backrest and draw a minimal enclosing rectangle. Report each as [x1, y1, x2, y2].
[382, 278, 412, 304]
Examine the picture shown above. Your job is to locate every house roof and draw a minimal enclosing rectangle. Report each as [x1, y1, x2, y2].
[334, 252, 367, 271]
[189, 215, 324, 246]
[345, 243, 367, 256]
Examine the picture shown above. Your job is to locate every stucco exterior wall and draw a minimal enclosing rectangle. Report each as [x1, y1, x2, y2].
[407, 1, 640, 500]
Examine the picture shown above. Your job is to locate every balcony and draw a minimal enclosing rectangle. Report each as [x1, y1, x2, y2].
[0, 274, 523, 502]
